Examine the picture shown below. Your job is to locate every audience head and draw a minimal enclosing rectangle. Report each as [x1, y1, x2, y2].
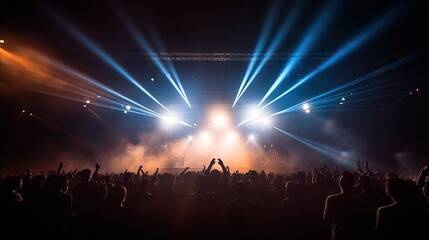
[286, 181, 300, 198]
[273, 177, 284, 190]
[123, 172, 131, 182]
[339, 171, 355, 193]
[358, 175, 371, 191]
[297, 171, 306, 184]
[385, 177, 409, 203]
[107, 185, 127, 207]
[234, 180, 247, 198]
[209, 169, 221, 183]
[194, 174, 208, 192]
[138, 179, 149, 192]
[79, 169, 92, 182]
[159, 173, 175, 189]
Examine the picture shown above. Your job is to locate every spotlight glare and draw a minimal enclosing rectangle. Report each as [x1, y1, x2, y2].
[22, 110, 25, 113]
[226, 131, 238, 141]
[86, 100, 90, 104]
[200, 131, 211, 142]
[305, 109, 310, 113]
[126, 105, 131, 110]
[151, 77, 155, 81]
[262, 117, 272, 126]
[124, 110, 127, 113]
[213, 113, 228, 128]
[302, 103, 310, 110]
[247, 106, 260, 120]
[416, 88, 419, 92]
[188, 135, 193, 141]
[162, 115, 176, 125]
[248, 134, 256, 141]
[83, 105, 87, 108]
[341, 97, 346, 101]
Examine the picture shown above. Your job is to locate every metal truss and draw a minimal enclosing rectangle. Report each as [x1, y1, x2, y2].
[121, 52, 331, 61]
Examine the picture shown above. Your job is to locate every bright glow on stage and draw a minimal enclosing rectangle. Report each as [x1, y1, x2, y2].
[212, 112, 229, 129]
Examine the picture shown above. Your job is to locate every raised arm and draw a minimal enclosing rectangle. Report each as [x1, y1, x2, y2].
[57, 161, 64, 175]
[218, 159, 229, 174]
[153, 168, 159, 177]
[356, 158, 364, 174]
[417, 164, 429, 188]
[364, 161, 374, 176]
[136, 165, 143, 181]
[204, 158, 216, 176]
[178, 167, 189, 178]
[92, 163, 100, 182]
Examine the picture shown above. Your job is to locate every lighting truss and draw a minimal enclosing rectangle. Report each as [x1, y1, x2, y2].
[121, 52, 332, 61]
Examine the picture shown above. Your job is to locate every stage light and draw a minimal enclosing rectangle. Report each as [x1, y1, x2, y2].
[188, 135, 193, 141]
[125, 105, 131, 110]
[341, 97, 346, 101]
[200, 131, 211, 142]
[213, 113, 228, 128]
[86, 100, 90, 104]
[262, 117, 272, 126]
[416, 88, 419, 92]
[151, 77, 155, 81]
[83, 105, 87, 108]
[226, 131, 238, 141]
[0, 40, 4, 44]
[302, 103, 310, 110]
[22, 110, 25, 113]
[162, 115, 176, 125]
[124, 110, 127, 113]
[248, 134, 256, 141]
[305, 109, 310, 113]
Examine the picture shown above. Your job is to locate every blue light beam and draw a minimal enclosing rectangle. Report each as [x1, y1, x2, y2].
[257, 0, 337, 107]
[47, 9, 171, 112]
[232, 0, 283, 107]
[274, 127, 353, 167]
[261, 3, 403, 109]
[116, 11, 191, 108]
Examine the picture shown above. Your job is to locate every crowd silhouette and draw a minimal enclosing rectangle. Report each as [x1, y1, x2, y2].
[1, 158, 429, 239]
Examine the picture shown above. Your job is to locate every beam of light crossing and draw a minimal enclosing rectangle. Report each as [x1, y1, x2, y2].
[257, 0, 337, 107]
[261, 78, 410, 119]
[260, 3, 403, 110]
[148, 30, 192, 108]
[116, 11, 191, 108]
[33, 51, 160, 116]
[4, 46, 162, 118]
[274, 127, 353, 167]
[267, 51, 422, 115]
[236, 0, 306, 105]
[47, 10, 171, 112]
[232, 0, 283, 107]
[309, 50, 426, 103]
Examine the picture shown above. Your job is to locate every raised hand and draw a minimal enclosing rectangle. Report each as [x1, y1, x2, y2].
[218, 158, 224, 166]
[95, 163, 101, 170]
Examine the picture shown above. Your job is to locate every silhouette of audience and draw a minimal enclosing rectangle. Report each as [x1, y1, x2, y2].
[1, 160, 428, 239]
